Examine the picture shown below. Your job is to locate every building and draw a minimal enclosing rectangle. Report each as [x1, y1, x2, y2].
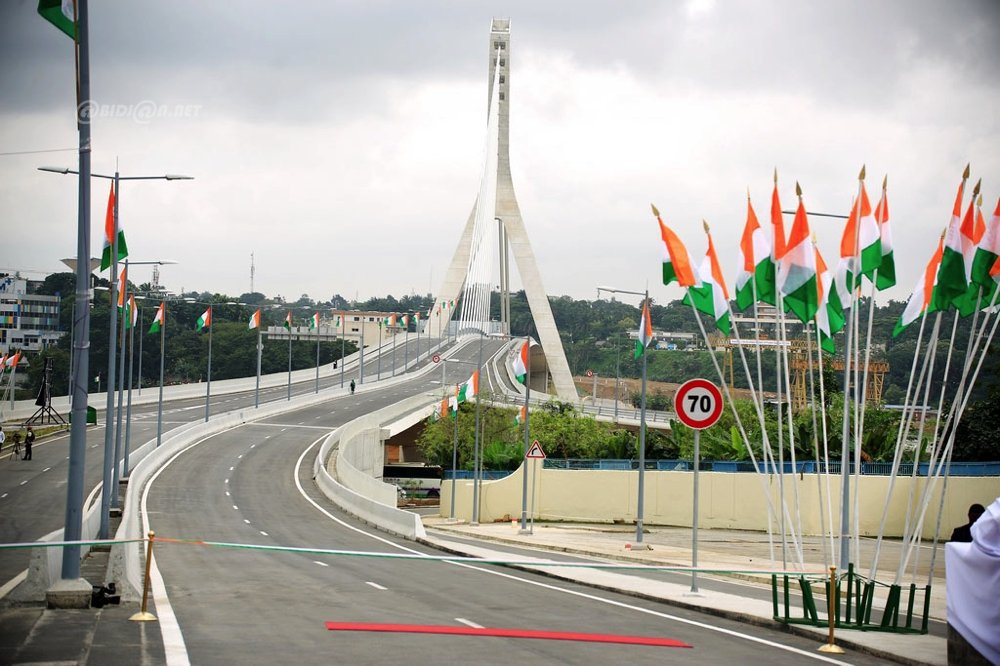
[0, 274, 63, 356]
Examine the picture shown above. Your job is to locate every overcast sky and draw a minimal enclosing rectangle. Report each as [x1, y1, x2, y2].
[1, 0, 998, 308]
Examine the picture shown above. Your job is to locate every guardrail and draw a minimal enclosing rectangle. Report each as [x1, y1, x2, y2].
[528, 459, 1000, 476]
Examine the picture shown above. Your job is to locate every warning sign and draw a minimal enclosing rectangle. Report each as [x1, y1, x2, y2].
[525, 440, 546, 459]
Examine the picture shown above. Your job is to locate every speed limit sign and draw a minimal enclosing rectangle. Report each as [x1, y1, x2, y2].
[432, 354, 441, 363]
[674, 378, 723, 430]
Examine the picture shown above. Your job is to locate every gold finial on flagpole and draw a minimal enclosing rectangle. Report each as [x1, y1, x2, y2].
[882, 174, 887, 190]
[962, 163, 971, 180]
[773, 168, 778, 184]
[795, 181, 803, 197]
[858, 165, 866, 181]
[972, 178, 982, 197]
[703, 219, 710, 233]
[978, 193, 983, 207]
[650, 203, 660, 217]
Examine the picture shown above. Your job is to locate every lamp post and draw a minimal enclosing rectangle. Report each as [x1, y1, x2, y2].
[441, 357, 478, 520]
[598, 286, 650, 545]
[40, 165, 191, 541]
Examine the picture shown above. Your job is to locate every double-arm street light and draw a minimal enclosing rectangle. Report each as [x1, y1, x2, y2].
[40, 166, 192, 541]
[598, 285, 650, 546]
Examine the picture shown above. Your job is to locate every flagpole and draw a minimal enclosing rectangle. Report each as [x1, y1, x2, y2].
[471, 330, 484, 525]
[99, 173, 121, 540]
[815, 313, 836, 565]
[111, 265, 130, 511]
[339, 313, 345, 388]
[359, 319, 365, 385]
[636, 290, 649, 545]
[122, 304, 137, 477]
[804, 321, 829, 569]
[377, 320, 382, 381]
[287, 318, 292, 401]
[315, 318, 320, 395]
[392, 320, 397, 377]
[519, 337, 532, 533]
[450, 387, 460, 520]
[156, 305, 165, 447]
[255, 322, 261, 408]
[205, 307, 213, 421]
[137, 303, 143, 397]
[403, 318, 409, 372]
[63, 0, 93, 581]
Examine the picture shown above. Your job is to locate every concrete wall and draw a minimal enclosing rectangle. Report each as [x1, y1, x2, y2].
[441, 464, 1000, 539]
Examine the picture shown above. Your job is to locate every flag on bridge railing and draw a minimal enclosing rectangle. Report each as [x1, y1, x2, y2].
[149, 302, 165, 334]
[309, 312, 320, 329]
[635, 298, 653, 360]
[248, 309, 261, 330]
[196, 306, 212, 331]
[283, 311, 293, 330]
[100, 183, 128, 271]
[457, 370, 479, 402]
[513, 340, 529, 384]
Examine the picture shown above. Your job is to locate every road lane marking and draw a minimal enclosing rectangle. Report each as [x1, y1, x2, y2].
[260, 531, 268, 537]
[313, 561, 328, 567]
[237, 455, 243, 459]
[20, 481, 27, 486]
[1, 493, 7, 499]
[243, 519, 251, 525]
[365, 582, 387, 591]
[43, 467, 51, 472]
[225, 491, 230, 497]
[225, 478, 229, 484]
[232, 505, 239, 510]
[455, 618, 483, 629]
[229, 466, 234, 471]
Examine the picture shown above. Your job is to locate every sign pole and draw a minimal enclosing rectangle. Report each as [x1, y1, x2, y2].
[691, 427, 700, 593]
[529, 457, 538, 534]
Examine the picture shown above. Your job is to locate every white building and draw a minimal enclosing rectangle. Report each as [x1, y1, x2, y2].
[0, 275, 63, 356]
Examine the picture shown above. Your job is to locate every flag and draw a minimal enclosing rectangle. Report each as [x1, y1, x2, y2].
[762, 177, 786, 306]
[116, 268, 126, 309]
[334, 313, 343, 328]
[972, 197, 1000, 301]
[99, 183, 128, 271]
[309, 312, 320, 329]
[635, 298, 654, 359]
[683, 227, 731, 334]
[248, 309, 261, 329]
[735, 195, 772, 310]
[457, 370, 479, 402]
[388, 313, 398, 327]
[5, 351, 22, 368]
[893, 236, 944, 337]
[777, 194, 818, 324]
[127, 294, 138, 330]
[283, 311, 293, 330]
[652, 205, 698, 288]
[401, 315, 410, 328]
[414, 312, 421, 323]
[512, 340, 530, 384]
[149, 302, 165, 334]
[937, 179, 970, 309]
[950, 192, 987, 315]
[874, 179, 896, 290]
[37, 0, 75, 39]
[815, 246, 845, 353]
[515, 405, 526, 425]
[839, 180, 880, 288]
[196, 306, 212, 331]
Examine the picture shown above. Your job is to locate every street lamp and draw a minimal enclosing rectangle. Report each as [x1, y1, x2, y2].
[598, 285, 650, 545]
[40, 165, 192, 541]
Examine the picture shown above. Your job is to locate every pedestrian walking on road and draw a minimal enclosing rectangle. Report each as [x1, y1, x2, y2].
[350, 379, 356, 395]
[23, 427, 34, 461]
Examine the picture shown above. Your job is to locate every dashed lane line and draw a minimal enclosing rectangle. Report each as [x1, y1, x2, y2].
[456, 618, 483, 629]
[313, 561, 329, 567]
[365, 582, 387, 591]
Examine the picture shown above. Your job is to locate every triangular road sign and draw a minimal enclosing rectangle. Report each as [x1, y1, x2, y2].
[525, 440, 546, 459]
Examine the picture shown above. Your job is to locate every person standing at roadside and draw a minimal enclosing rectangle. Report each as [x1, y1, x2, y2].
[23, 426, 34, 461]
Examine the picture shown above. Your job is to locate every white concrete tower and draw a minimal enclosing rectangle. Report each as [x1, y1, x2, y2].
[429, 18, 576, 401]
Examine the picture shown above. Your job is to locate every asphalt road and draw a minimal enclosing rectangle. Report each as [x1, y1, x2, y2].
[142, 343, 886, 665]
[0, 335, 449, 588]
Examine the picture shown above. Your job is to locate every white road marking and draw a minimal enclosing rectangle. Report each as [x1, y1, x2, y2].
[229, 466, 234, 471]
[455, 618, 483, 629]
[237, 455, 243, 459]
[225, 491, 230, 497]
[43, 467, 51, 472]
[314, 561, 329, 567]
[260, 531, 268, 537]
[19, 481, 27, 486]
[243, 519, 251, 525]
[250, 444, 256, 448]
[365, 581, 387, 590]
[225, 478, 229, 484]
[0, 493, 7, 499]
[232, 505, 239, 510]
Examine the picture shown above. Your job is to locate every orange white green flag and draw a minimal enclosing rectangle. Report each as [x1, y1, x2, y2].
[248, 309, 261, 329]
[126, 294, 138, 330]
[148, 302, 165, 334]
[100, 183, 128, 271]
[894, 235, 944, 337]
[457, 370, 479, 403]
[196, 306, 212, 331]
[873, 178, 896, 290]
[116, 267, 126, 310]
[936, 175, 970, 309]
[634, 298, 654, 359]
[972, 197, 1000, 301]
[283, 311, 293, 330]
[777, 191, 818, 325]
[761, 176, 787, 307]
[651, 205, 698, 289]
[309, 312, 320, 329]
[512, 340, 530, 383]
[683, 224, 731, 334]
[515, 405, 527, 425]
[839, 178, 880, 289]
[735, 195, 771, 310]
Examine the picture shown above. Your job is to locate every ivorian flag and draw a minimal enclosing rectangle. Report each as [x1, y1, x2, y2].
[309, 312, 320, 329]
[814, 246, 845, 354]
[116, 267, 126, 310]
[760, 177, 787, 307]
[512, 340, 530, 384]
[414, 312, 421, 323]
[777, 195, 818, 325]
[283, 311, 293, 330]
[334, 313, 343, 328]
[149, 302, 165, 334]
[735, 195, 771, 310]
[936, 178, 970, 309]
[449, 385, 460, 414]
[683, 228, 731, 334]
[874, 179, 896, 290]
[126, 294, 138, 330]
[971, 197, 1000, 301]
[457, 370, 479, 402]
[634, 298, 654, 359]
[950, 192, 985, 315]
[100, 183, 128, 271]
[388, 313, 398, 327]
[401, 315, 410, 328]
[4, 351, 22, 368]
[893, 235, 944, 337]
[196, 306, 212, 331]
[839, 180, 880, 289]
[515, 405, 526, 425]
[37, 0, 76, 39]
[652, 205, 698, 288]
[248, 309, 261, 329]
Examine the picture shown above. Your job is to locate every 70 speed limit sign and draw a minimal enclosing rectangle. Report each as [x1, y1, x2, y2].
[674, 378, 724, 430]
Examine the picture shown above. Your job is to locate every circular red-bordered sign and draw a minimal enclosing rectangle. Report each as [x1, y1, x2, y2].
[585, 369, 594, 377]
[432, 354, 441, 363]
[674, 378, 724, 430]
